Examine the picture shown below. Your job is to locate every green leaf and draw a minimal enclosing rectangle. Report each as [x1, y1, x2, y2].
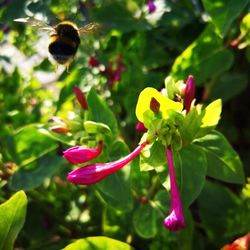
[177, 145, 207, 208]
[57, 69, 84, 110]
[179, 107, 204, 142]
[63, 236, 134, 250]
[10, 124, 58, 166]
[201, 99, 222, 127]
[195, 130, 245, 184]
[9, 149, 65, 191]
[91, 2, 147, 33]
[240, 13, 250, 34]
[238, 12, 250, 49]
[209, 73, 248, 102]
[202, 0, 249, 37]
[95, 140, 133, 212]
[198, 181, 241, 245]
[140, 141, 166, 171]
[155, 144, 207, 208]
[87, 88, 118, 136]
[170, 25, 234, 84]
[1, 0, 26, 21]
[0, 191, 27, 250]
[133, 203, 157, 239]
[84, 121, 112, 135]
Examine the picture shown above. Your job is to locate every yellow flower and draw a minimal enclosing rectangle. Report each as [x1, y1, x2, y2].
[135, 87, 183, 123]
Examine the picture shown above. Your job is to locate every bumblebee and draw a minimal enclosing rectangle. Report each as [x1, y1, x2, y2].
[14, 17, 100, 68]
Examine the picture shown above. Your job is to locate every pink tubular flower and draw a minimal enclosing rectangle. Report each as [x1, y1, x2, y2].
[74, 86, 88, 110]
[63, 141, 103, 164]
[148, 0, 156, 13]
[50, 125, 69, 134]
[164, 146, 185, 231]
[184, 75, 195, 113]
[68, 141, 147, 185]
[136, 121, 148, 133]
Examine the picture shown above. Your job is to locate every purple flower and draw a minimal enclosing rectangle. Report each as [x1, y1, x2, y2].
[74, 86, 88, 110]
[148, 0, 156, 13]
[67, 141, 147, 185]
[184, 75, 195, 113]
[63, 142, 103, 164]
[163, 146, 185, 231]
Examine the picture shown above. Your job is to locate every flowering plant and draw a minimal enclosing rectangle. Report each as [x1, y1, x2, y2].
[61, 75, 244, 233]
[1, 1, 249, 249]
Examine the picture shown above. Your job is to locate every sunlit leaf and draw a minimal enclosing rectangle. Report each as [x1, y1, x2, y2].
[201, 99, 222, 127]
[87, 88, 118, 137]
[202, 0, 249, 37]
[0, 191, 27, 250]
[195, 131, 245, 184]
[170, 25, 234, 84]
[63, 236, 134, 250]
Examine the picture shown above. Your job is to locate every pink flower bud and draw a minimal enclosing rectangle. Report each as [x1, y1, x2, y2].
[50, 125, 69, 134]
[148, 0, 156, 13]
[136, 122, 148, 133]
[74, 86, 88, 110]
[184, 75, 195, 113]
[88, 56, 100, 67]
[67, 141, 147, 185]
[63, 142, 102, 164]
[164, 146, 185, 231]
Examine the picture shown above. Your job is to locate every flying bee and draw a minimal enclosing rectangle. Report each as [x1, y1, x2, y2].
[14, 17, 100, 69]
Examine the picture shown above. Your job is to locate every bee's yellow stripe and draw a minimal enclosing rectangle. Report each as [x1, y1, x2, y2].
[49, 34, 78, 49]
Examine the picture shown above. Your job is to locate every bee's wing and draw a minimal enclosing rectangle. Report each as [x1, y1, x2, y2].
[14, 17, 54, 31]
[78, 23, 102, 34]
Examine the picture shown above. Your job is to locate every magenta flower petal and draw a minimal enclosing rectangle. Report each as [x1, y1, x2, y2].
[63, 142, 102, 164]
[74, 86, 88, 110]
[163, 146, 185, 231]
[148, 0, 156, 13]
[184, 75, 195, 113]
[136, 122, 148, 133]
[164, 208, 185, 231]
[67, 141, 147, 185]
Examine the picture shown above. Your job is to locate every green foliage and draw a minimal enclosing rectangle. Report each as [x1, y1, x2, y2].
[202, 0, 249, 37]
[0, 0, 249, 249]
[170, 25, 234, 84]
[63, 236, 134, 250]
[195, 131, 245, 184]
[0, 191, 27, 250]
[96, 140, 133, 212]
